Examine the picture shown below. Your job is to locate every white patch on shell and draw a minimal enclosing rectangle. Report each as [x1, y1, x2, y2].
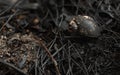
[69, 20, 78, 30]
[83, 16, 94, 20]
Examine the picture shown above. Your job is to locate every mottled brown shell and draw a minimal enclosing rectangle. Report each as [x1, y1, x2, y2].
[69, 15, 101, 37]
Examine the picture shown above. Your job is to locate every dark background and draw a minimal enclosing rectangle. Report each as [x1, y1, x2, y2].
[0, 0, 120, 75]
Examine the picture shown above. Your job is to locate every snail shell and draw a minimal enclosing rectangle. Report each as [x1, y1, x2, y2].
[69, 15, 101, 37]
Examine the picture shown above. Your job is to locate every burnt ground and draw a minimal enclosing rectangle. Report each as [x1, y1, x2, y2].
[0, 0, 120, 75]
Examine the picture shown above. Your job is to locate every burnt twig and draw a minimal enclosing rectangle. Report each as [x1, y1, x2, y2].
[32, 35, 61, 75]
[0, 59, 26, 75]
[0, 9, 19, 31]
